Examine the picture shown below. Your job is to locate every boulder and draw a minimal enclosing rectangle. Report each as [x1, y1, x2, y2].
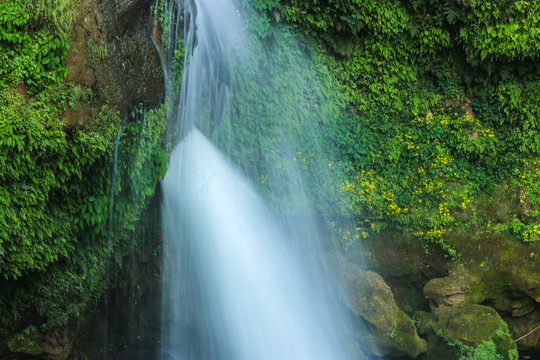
[415, 303, 518, 360]
[423, 237, 540, 354]
[424, 268, 471, 309]
[330, 254, 427, 358]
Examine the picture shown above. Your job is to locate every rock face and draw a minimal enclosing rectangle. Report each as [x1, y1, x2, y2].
[66, 0, 163, 126]
[423, 243, 540, 353]
[415, 304, 518, 360]
[330, 254, 427, 359]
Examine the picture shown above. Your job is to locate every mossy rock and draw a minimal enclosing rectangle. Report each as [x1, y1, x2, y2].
[424, 268, 472, 309]
[329, 254, 427, 358]
[415, 303, 518, 360]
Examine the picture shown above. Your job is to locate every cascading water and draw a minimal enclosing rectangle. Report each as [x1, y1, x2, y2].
[160, 0, 369, 358]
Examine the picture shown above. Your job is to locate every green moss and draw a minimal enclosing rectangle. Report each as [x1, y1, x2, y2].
[418, 304, 518, 360]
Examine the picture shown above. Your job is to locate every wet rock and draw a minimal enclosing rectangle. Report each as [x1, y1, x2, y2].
[330, 254, 427, 359]
[66, 0, 163, 126]
[415, 303, 518, 360]
[110, 0, 153, 34]
[34, 327, 74, 360]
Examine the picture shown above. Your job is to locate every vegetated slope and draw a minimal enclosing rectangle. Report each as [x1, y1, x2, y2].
[0, 0, 167, 353]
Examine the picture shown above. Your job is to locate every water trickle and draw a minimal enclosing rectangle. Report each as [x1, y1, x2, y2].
[160, 0, 367, 358]
[108, 125, 123, 239]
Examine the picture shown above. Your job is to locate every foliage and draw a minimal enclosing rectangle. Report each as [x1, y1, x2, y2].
[451, 339, 504, 360]
[434, 321, 518, 360]
[66, 84, 93, 110]
[281, 0, 408, 38]
[86, 38, 110, 65]
[0, 0, 72, 89]
[0, 0, 168, 332]
[254, 0, 540, 256]
[241, 0, 280, 38]
[0, 86, 167, 328]
[459, 0, 540, 62]
[0, 87, 114, 279]
[6, 326, 38, 354]
[445, 332, 518, 360]
[152, 0, 185, 99]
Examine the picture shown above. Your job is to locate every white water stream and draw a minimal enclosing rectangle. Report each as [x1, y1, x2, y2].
[160, 0, 362, 358]
[162, 130, 352, 359]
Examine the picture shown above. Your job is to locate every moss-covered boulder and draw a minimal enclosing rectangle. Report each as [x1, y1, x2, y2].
[423, 231, 540, 353]
[330, 254, 427, 358]
[415, 303, 518, 360]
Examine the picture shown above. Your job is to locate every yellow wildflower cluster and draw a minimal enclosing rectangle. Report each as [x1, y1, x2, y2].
[338, 180, 356, 193]
[460, 191, 471, 209]
[426, 226, 446, 239]
[522, 224, 540, 242]
[477, 128, 495, 138]
[438, 202, 450, 217]
[514, 158, 540, 193]
[356, 170, 379, 206]
[452, 116, 496, 140]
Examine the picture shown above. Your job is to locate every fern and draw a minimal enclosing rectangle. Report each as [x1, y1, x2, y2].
[407, 22, 421, 38]
[444, 6, 460, 24]
[410, 0, 424, 12]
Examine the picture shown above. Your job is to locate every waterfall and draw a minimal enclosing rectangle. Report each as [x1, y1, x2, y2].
[160, 0, 367, 358]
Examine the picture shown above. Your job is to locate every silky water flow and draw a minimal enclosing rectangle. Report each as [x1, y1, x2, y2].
[159, 0, 370, 358]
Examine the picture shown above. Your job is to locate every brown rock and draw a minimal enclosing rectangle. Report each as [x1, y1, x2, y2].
[65, 0, 164, 128]
[424, 269, 471, 309]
